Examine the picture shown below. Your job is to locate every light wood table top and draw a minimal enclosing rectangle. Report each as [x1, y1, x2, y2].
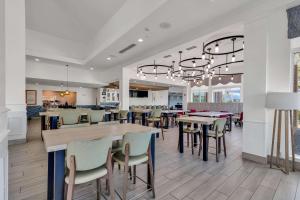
[42, 123, 159, 152]
[39, 112, 60, 117]
[188, 111, 233, 117]
[176, 116, 218, 125]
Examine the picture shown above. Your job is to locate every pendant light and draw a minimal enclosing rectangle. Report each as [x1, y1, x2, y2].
[64, 65, 70, 95]
[231, 38, 236, 62]
[215, 42, 219, 53]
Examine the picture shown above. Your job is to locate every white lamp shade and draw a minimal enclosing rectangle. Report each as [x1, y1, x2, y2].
[266, 92, 300, 110]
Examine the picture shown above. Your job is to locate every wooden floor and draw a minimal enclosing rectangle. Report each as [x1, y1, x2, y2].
[8, 118, 300, 200]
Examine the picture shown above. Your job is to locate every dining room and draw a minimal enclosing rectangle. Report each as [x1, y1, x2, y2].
[1, 0, 300, 200]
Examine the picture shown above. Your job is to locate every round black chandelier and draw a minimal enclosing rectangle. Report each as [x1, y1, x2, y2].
[136, 60, 175, 80]
[136, 35, 244, 85]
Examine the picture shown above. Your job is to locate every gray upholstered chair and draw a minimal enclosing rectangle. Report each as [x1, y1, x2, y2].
[147, 109, 164, 140]
[59, 109, 84, 128]
[65, 136, 114, 200]
[207, 119, 227, 162]
[90, 110, 105, 124]
[118, 110, 128, 123]
[112, 132, 155, 200]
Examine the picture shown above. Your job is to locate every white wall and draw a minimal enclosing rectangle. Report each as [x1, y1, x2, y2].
[242, 6, 292, 160]
[129, 90, 169, 106]
[0, 0, 9, 198]
[5, 0, 27, 141]
[26, 84, 98, 106]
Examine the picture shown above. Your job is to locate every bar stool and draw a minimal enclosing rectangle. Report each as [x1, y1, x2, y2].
[64, 136, 114, 200]
[112, 132, 155, 200]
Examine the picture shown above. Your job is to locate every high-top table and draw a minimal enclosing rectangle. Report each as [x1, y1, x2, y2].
[177, 116, 218, 161]
[43, 123, 159, 200]
[188, 111, 233, 131]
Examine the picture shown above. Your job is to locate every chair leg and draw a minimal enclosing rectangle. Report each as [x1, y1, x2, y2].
[187, 133, 190, 147]
[97, 179, 101, 200]
[198, 133, 202, 156]
[223, 135, 227, 157]
[191, 133, 194, 155]
[129, 166, 132, 180]
[133, 165, 136, 184]
[216, 137, 219, 162]
[64, 183, 68, 200]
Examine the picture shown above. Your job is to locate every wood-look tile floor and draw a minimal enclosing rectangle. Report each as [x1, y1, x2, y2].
[8, 118, 300, 200]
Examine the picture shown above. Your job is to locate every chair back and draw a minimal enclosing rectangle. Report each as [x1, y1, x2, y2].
[90, 110, 105, 123]
[119, 110, 128, 119]
[213, 119, 227, 133]
[240, 112, 243, 121]
[60, 109, 79, 125]
[66, 136, 112, 171]
[150, 109, 162, 118]
[122, 132, 151, 156]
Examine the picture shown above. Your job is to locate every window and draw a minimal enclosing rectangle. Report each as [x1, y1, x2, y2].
[192, 91, 207, 103]
[213, 87, 241, 103]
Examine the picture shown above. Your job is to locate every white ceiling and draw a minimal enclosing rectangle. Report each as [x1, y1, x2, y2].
[25, 0, 126, 42]
[25, 0, 295, 73]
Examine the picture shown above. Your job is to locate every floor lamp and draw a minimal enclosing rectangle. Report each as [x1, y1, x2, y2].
[266, 92, 300, 174]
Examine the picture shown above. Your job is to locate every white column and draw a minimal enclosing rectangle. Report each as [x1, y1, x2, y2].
[242, 7, 291, 161]
[240, 75, 244, 103]
[5, 0, 26, 141]
[0, 0, 9, 198]
[182, 85, 191, 111]
[207, 78, 213, 102]
[119, 68, 130, 110]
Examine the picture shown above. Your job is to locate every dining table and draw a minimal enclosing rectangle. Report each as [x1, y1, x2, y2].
[188, 111, 233, 131]
[43, 123, 159, 200]
[131, 109, 152, 125]
[177, 116, 218, 161]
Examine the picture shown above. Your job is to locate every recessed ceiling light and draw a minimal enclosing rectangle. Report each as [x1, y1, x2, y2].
[138, 38, 144, 43]
[34, 58, 40, 62]
[90, 67, 94, 70]
[106, 57, 112, 61]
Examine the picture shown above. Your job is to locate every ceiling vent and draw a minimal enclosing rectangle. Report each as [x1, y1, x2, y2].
[163, 55, 172, 58]
[186, 46, 197, 51]
[119, 44, 136, 54]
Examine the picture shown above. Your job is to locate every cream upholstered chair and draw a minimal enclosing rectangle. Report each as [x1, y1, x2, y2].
[90, 110, 105, 124]
[183, 124, 202, 155]
[98, 121, 122, 153]
[147, 109, 164, 140]
[65, 136, 114, 200]
[118, 110, 128, 123]
[112, 132, 155, 200]
[59, 109, 82, 128]
[207, 119, 227, 162]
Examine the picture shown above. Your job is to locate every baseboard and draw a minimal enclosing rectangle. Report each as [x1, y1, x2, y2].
[242, 152, 267, 164]
[8, 138, 26, 145]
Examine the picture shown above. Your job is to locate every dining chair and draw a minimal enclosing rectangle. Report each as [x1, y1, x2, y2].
[65, 136, 114, 200]
[134, 111, 143, 125]
[118, 110, 128, 123]
[112, 132, 155, 200]
[183, 123, 202, 155]
[207, 119, 227, 162]
[90, 110, 105, 124]
[147, 109, 164, 140]
[59, 109, 81, 128]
